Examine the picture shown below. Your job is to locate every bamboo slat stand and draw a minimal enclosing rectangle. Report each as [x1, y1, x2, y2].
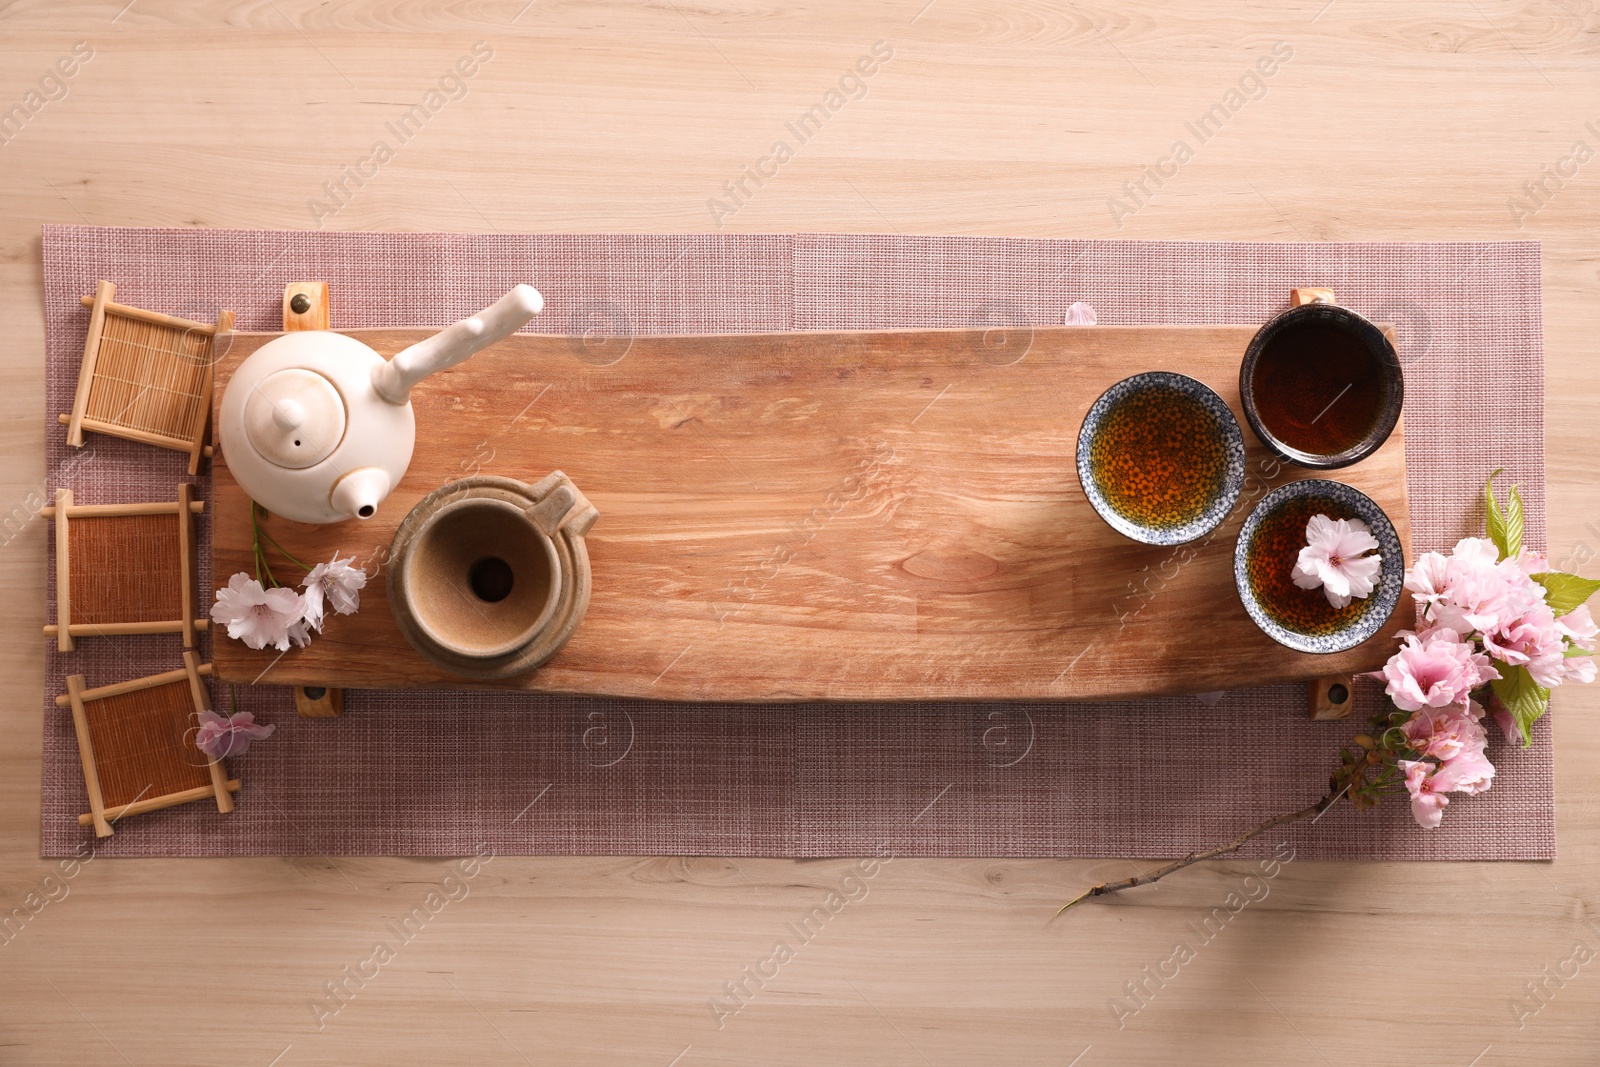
[44, 483, 208, 652]
[60, 281, 235, 475]
[55, 653, 239, 837]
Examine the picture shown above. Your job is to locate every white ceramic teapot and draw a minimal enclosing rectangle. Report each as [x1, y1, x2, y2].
[220, 286, 543, 524]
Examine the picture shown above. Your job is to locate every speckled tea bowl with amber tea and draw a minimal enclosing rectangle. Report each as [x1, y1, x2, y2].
[1234, 478, 1404, 654]
[1076, 371, 1246, 546]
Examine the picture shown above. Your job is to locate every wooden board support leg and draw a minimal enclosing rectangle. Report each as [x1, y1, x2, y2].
[283, 281, 330, 331]
[1291, 287, 1337, 308]
[1309, 675, 1355, 720]
[293, 686, 344, 718]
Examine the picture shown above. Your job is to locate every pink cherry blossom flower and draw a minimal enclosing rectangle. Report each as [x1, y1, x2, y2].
[300, 553, 367, 632]
[1562, 655, 1597, 686]
[210, 573, 307, 651]
[1291, 514, 1383, 609]
[1556, 604, 1597, 652]
[194, 710, 275, 760]
[1399, 760, 1450, 828]
[1381, 628, 1499, 712]
[1399, 742, 1499, 828]
[1481, 601, 1565, 688]
[1404, 551, 1452, 612]
[1511, 550, 1550, 579]
[1451, 537, 1501, 571]
[1426, 540, 1513, 634]
[1401, 701, 1488, 762]
[1441, 747, 1496, 796]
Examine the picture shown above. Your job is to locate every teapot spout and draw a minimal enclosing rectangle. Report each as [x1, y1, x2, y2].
[373, 285, 544, 405]
[330, 466, 393, 521]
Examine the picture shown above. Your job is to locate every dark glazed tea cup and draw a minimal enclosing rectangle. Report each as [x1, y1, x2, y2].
[1076, 371, 1246, 546]
[1239, 300, 1403, 470]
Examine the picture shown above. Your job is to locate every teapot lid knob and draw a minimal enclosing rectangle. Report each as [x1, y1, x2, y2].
[273, 398, 307, 430]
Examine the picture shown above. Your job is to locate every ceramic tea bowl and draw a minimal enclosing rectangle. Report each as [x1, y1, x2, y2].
[1076, 371, 1246, 546]
[1239, 301, 1404, 470]
[1233, 478, 1404, 654]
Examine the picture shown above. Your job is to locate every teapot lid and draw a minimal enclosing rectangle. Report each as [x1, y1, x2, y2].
[243, 368, 347, 469]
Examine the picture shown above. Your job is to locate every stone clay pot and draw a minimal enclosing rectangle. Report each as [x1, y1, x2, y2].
[387, 472, 598, 680]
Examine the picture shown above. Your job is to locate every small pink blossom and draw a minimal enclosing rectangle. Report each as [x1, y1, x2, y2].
[1425, 539, 1519, 635]
[1511, 550, 1550, 579]
[1398, 752, 1495, 828]
[1556, 604, 1597, 652]
[1562, 655, 1597, 685]
[1401, 701, 1487, 762]
[300, 553, 367, 632]
[194, 710, 275, 760]
[1381, 628, 1499, 712]
[1451, 537, 1501, 571]
[1064, 301, 1097, 326]
[1404, 551, 1452, 612]
[1442, 747, 1497, 796]
[1485, 694, 1520, 745]
[1481, 601, 1565, 688]
[1399, 760, 1450, 828]
[210, 573, 306, 652]
[1291, 514, 1383, 609]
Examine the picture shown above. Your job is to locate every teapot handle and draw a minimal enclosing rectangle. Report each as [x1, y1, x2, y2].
[373, 285, 543, 404]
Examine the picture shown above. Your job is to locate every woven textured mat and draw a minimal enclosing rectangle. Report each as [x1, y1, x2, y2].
[39, 226, 1550, 858]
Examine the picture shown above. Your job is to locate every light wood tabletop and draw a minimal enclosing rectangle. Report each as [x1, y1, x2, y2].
[2, 3, 1597, 1064]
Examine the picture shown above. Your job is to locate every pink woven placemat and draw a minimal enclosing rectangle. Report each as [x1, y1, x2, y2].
[38, 225, 1551, 859]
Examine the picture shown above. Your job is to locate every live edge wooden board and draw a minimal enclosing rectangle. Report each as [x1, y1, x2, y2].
[211, 326, 1411, 703]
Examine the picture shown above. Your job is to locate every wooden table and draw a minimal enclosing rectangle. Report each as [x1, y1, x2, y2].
[3, 4, 1596, 1064]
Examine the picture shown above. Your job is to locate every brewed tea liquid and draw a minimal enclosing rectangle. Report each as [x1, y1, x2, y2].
[1089, 384, 1227, 530]
[1250, 322, 1383, 456]
[1245, 494, 1377, 636]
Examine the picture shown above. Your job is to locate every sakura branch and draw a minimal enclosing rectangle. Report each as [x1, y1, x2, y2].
[209, 502, 369, 652]
[1061, 471, 1599, 911]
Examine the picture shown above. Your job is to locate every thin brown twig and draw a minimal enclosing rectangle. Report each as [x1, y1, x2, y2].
[1056, 791, 1337, 915]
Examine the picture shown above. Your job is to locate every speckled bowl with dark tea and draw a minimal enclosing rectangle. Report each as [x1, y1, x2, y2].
[1233, 478, 1404, 654]
[1076, 371, 1246, 546]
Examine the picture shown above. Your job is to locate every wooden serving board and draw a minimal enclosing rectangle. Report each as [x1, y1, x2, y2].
[211, 326, 1411, 702]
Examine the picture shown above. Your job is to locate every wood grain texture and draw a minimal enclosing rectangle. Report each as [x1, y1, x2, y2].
[212, 325, 1412, 699]
[3, 2, 1598, 1065]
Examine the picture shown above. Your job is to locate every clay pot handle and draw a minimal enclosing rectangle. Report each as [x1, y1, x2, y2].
[526, 470, 598, 538]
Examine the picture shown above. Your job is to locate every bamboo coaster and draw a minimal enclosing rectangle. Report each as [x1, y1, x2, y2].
[43, 484, 207, 652]
[59, 281, 234, 475]
[55, 653, 238, 837]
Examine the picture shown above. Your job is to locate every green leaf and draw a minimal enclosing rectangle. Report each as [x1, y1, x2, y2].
[1532, 571, 1600, 616]
[1566, 647, 1594, 658]
[1484, 468, 1521, 560]
[1505, 483, 1525, 560]
[1490, 665, 1550, 748]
